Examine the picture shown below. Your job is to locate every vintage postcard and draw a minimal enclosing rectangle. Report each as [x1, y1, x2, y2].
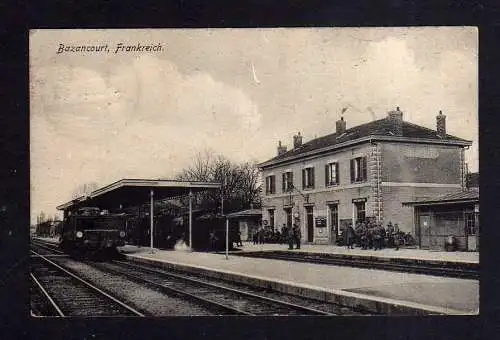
[30, 27, 478, 317]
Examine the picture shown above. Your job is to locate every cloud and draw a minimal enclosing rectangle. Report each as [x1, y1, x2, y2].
[30, 55, 261, 221]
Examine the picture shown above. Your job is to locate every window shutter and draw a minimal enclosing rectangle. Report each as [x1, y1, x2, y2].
[290, 172, 293, 191]
[350, 159, 355, 183]
[265, 177, 269, 194]
[272, 176, 275, 193]
[336, 162, 340, 184]
[282, 173, 286, 193]
[311, 167, 315, 188]
[325, 164, 329, 186]
[302, 169, 306, 189]
[361, 157, 367, 181]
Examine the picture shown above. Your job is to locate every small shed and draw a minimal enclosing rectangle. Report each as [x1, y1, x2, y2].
[402, 189, 479, 251]
[226, 209, 262, 242]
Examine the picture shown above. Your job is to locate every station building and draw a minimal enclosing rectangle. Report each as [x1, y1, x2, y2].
[258, 108, 472, 245]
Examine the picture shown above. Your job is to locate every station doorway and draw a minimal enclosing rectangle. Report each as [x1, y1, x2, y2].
[419, 215, 431, 248]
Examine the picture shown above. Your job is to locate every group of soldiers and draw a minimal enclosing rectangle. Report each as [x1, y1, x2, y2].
[345, 220, 402, 250]
[252, 226, 278, 244]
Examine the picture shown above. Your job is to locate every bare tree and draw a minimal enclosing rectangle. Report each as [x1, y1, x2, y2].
[72, 181, 99, 199]
[175, 151, 261, 214]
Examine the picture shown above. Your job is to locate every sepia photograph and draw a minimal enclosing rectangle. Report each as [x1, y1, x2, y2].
[29, 27, 478, 317]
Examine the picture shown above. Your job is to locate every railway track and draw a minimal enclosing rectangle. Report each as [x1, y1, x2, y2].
[93, 260, 343, 316]
[30, 250, 145, 317]
[232, 251, 479, 280]
[31, 239, 65, 256]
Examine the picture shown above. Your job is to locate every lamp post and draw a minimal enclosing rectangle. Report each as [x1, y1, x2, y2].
[189, 189, 193, 251]
[150, 189, 154, 253]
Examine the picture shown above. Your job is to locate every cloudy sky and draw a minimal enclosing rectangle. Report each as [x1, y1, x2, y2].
[30, 27, 478, 223]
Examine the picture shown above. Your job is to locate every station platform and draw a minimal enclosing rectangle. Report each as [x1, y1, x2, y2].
[32, 237, 478, 315]
[233, 241, 479, 264]
[119, 244, 479, 316]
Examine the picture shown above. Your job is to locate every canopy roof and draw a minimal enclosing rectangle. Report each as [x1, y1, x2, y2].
[57, 178, 221, 212]
[402, 189, 479, 207]
[226, 209, 262, 219]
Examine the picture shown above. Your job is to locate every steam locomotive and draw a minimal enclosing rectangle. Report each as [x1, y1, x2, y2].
[59, 207, 127, 256]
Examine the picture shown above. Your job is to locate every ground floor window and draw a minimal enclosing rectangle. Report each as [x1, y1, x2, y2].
[465, 212, 476, 235]
[328, 204, 339, 235]
[268, 209, 275, 229]
[284, 208, 292, 228]
[354, 201, 366, 223]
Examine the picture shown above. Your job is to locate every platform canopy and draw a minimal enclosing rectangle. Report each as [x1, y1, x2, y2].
[57, 178, 221, 212]
[402, 189, 479, 207]
[56, 178, 221, 252]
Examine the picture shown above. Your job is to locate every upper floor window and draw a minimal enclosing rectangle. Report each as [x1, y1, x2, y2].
[282, 171, 294, 193]
[350, 156, 367, 183]
[325, 162, 340, 186]
[302, 167, 315, 189]
[265, 175, 276, 194]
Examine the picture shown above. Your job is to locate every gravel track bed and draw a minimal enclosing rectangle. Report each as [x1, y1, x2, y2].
[55, 258, 219, 316]
[109, 261, 366, 315]
[98, 262, 312, 315]
[30, 277, 59, 317]
[124, 261, 370, 315]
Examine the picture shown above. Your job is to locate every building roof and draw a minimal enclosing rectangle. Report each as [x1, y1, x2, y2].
[402, 189, 479, 207]
[259, 117, 472, 168]
[57, 178, 220, 211]
[226, 209, 262, 219]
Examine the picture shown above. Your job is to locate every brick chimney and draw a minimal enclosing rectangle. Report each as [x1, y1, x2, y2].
[387, 106, 403, 136]
[293, 132, 303, 148]
[436, 110, 446, 137]
[277, 140, 287, 156]
[336, 116, 346, 134]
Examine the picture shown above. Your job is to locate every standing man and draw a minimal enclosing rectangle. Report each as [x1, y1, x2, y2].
[236, 229, 243, 247]
[387, 222, 395, 248]
[373, 225, 381, 250]
[281, 224, 287, 244]
[346, 223, 355, 249]
[287, 224, 295, 250]
[293, 223, 302, 249]
[393, 223, 400, 250]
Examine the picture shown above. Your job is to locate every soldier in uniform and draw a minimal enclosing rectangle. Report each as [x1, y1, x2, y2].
[293, 223, 301, 249]
[360, 223, 368, 250]
[373, 225, 381, 250]
[209, 230, 218, 251]
[346, 223, 355, 249]
[366, 224, 374, 249]
[379, 224, 386, 249]
[281, 224, 287, 244]
[386, 222, 395, 248]
[288, 224, 295, 250]
[393, 223, 400, 250]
